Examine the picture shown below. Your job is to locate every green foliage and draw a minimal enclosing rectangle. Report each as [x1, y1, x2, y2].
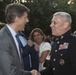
[0, 0, 76, 36]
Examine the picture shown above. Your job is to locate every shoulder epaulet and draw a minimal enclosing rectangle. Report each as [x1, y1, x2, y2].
[71, 33, 76, 37]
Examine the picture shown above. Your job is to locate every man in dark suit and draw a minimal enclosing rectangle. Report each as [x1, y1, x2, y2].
[0, 3, 37, 75]
[17, 32, 39, 71]
[38, 12, 76, 75]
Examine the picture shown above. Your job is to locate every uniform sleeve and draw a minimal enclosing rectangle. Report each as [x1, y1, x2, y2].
[31, 47, 39, 70]
[69, 37, 76, 74]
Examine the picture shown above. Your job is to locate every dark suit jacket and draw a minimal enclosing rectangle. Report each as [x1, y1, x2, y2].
[0, 26, 31, 75]
[19, 32, 39, 71]
[40, 30, 76, 75]
[22, 45, 39, 71]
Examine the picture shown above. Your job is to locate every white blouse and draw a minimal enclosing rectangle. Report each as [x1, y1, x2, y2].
[39, 42, 51, 71]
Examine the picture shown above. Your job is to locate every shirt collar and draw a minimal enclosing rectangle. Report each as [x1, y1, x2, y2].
[6, 24, 17, 37]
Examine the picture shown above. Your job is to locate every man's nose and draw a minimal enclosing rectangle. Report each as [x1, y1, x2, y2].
[26, 18, 29, 23]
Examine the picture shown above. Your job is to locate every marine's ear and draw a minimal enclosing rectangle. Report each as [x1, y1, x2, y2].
[63, 22, 69, 29]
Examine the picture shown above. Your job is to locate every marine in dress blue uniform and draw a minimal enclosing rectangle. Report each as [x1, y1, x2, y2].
[40, 12, 76, 75]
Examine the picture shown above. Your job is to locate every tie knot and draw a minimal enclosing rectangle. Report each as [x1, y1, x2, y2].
[16, 33, 21, 37]
[15, 33, 22, 44]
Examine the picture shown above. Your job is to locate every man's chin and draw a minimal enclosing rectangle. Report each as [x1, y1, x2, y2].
[52, 33, 56, 36]
[21, 28, 25, 31]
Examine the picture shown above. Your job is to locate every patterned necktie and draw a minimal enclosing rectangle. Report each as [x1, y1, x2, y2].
[15, 33, 24, 69]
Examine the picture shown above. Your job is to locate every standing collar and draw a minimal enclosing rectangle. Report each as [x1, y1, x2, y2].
[52, 29, 72, 41]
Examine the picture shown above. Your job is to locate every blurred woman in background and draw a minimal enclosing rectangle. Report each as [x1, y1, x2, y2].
[30, 28, 51, 71]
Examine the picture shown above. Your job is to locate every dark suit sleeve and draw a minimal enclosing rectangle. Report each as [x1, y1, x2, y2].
[69, 37, 76, 74]
[30, 46, 39, 70]
[22, 44, 32, 58]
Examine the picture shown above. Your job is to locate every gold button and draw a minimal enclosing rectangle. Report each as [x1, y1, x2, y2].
[55, 50, 57, 52]
[56, 38, 59, 40]
[60, 54, 63, 56]
[53, 68, 55, 70]
[61, 36, 63, 39]
[57, 41, 59, 44]
[53, 58, 56, 61]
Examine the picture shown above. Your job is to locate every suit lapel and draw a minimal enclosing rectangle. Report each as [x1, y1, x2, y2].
[4, 26, 20, 61]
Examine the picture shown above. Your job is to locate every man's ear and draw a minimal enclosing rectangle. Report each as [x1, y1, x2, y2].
[64, 22, 69, 29]
[15, 16, 18, 21]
